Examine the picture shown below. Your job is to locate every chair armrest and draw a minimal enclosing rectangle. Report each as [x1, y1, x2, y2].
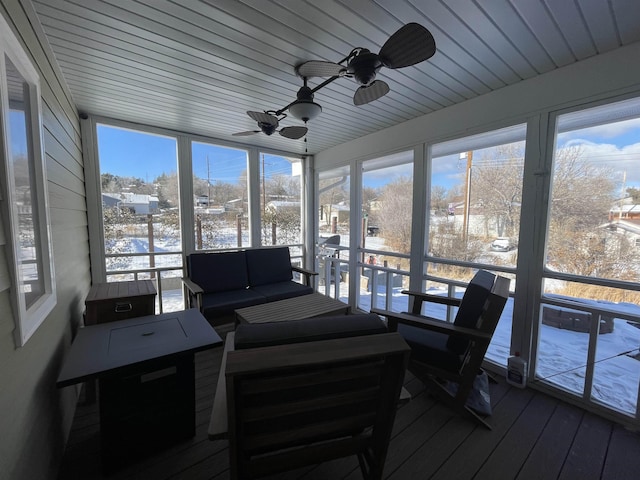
[181, 277, 204, 311]
[292, 265, 318, 286]
[208, 332, 235, 440]
[401, 290, 461, 306]
[371, 308, 492, 343]
[401, 290, 461, 314]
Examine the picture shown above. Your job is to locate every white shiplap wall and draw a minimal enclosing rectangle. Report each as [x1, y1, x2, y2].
[0, 1, 90, 480]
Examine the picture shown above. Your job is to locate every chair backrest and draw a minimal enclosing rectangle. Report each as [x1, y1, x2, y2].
[448, 270, 502, 354]
[225, 333, 410, 480]
[187, 251, 249, 293]
[245, 247, 293, 286]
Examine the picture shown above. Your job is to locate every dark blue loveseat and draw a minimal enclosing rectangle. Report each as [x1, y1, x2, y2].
[182, 247, 316, 325]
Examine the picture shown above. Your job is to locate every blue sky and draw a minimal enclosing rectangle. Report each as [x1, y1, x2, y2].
[97, 125, 178, 182]
[97, 121, 639, 193]
[97, 124, 296, 183]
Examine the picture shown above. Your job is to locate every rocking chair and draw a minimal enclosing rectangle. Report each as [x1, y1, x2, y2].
[371, 270, 510, 429]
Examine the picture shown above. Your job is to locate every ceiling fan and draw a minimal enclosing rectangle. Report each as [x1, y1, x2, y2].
[296, 22, 436, 105]
[232, 110, 307, 139]
[233, 23, 436, 140]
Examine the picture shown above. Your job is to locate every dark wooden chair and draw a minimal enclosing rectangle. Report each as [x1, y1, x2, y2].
[371, 270, 510, 429]
[209, 315, 410, 480]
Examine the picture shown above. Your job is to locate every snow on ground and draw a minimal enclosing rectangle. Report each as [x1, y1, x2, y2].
[117, 233, 640, 417]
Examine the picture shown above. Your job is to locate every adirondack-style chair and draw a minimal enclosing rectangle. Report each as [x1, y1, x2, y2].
[372, 270, 510, 429]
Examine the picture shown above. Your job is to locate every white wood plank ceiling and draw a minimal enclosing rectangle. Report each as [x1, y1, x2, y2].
[31, 0, 640, 156]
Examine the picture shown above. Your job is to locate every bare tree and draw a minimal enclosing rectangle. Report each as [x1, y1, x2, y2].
[430, 185, 448, 215]
[155, 172, 179, 208]
[319, 177, 348, 228]
[549, 145, 615, 228]
[627, 187, 640, 202]
[547, 145, 625, 279]
[470, 143, 524, 239]
[377, 177, 412, 254]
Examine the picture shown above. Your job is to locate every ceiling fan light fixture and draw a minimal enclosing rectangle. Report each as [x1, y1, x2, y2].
[289, 85, 322, 122]
[289, 99, 322, 122]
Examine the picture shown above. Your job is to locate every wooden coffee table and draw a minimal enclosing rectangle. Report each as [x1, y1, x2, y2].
[235, 292, 350, 325]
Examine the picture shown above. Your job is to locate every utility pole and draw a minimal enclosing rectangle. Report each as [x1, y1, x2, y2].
[207, 155, 210, 207]
[262, 154, 266, 215]
[462, 151, 473, 242]
[620, 170, 626, 220]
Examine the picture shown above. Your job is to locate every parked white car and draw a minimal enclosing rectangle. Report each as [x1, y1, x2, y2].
[490, 237, 514, 252]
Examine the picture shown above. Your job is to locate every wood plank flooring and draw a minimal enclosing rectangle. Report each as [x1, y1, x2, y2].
[57, 326, 640, 480]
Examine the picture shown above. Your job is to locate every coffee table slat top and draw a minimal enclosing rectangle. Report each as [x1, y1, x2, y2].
[235, 292, 349, 324]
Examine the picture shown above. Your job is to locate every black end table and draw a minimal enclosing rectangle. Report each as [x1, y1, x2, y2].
[57, 308, 222, 470]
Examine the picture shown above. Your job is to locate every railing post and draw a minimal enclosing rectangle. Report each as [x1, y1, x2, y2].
[147, 214, 156, 279]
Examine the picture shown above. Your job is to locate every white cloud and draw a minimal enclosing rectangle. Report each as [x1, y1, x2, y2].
[560, 139, 640, 186]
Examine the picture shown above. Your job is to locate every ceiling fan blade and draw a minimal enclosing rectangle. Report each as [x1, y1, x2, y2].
[279, 126, 308, 139]
[246, 111, 278, 126]
[297, 60, 344, 78]
[353, 80, 390, 106]
[232, 130, 260, 136]
[379, 23, 436, 69]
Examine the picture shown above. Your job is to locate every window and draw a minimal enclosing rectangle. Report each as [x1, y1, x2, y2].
[317, 166, 350, 301]
[429, 124, 526, 273]
[0, 17, 55, 346]
[358, 151, 413, 312]
[259, 153, 302, 248]
[96, 124, 182, 312]
[192, 142, 249, 249]
[428, 124, 526, 365]
[539, 97, 640, 416]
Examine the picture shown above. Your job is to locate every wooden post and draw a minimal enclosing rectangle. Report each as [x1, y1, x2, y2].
[361, 216, 368, 270]
[462, 150, 473, 243]
[196, 215, 202, 250]
[331, 216, 337, 234]
[147, 214, 156, 279]
[271, 221, 277, 245]
[237, 214, 242, 247]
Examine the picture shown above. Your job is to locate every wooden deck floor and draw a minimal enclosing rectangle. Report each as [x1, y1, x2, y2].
[57, 327, 640, 480]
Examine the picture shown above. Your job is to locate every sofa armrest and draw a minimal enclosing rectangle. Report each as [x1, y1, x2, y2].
[209, 331, 235, 440]
[182, 277, 204, 311]
[292, 265, 318, 286]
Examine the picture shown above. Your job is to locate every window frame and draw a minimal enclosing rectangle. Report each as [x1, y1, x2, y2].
[0, 15, 56, 347]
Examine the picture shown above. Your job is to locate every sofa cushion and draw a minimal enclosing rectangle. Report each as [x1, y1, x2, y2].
[200, 289, 266, 318]
[250, 281, 313, 302]
[397, 321, 463, 373]
[188, 251, 249, 293]
[245, 247, 293, 286]
[234, 313, 388, 350]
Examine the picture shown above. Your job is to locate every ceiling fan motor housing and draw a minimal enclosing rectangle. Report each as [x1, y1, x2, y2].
[259, 122, 277, 135]
[348, 49, 382, 85]
[296, 85, 314, 101]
